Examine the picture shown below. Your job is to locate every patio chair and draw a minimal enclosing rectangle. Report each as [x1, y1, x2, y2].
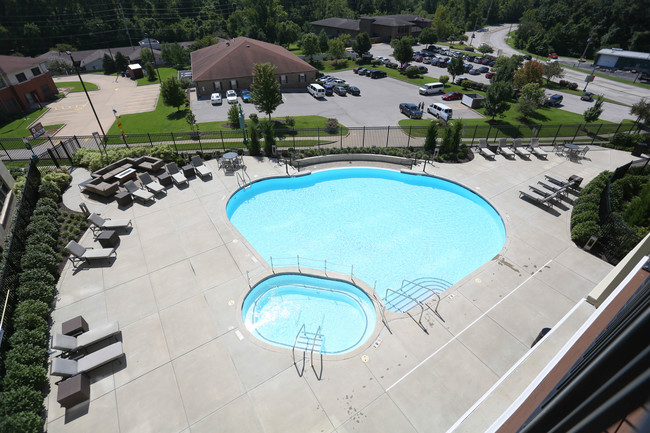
[513, 139, 531, 158]
[528, 138, 548, 159]
[124, 180, 155, 204]
[497, 138, 516, 159]
[478, 139, 495, 159]
[191, 155, 212, 179]
[87, 213, 132, 235]
[519, 188, 557, 207]
[138, 172, 166, 195]
[65, 240, 116, 269]
[52, 321, 120, 354]
[50, 341, 124, 378]
[538, 179, 568, 196]
[165, 162, 188, 186]
[544, 173, 571, 187]
[579, 146, 590, 159]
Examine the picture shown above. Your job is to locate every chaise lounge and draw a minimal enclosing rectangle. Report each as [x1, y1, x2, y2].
[50, 341, 124, 378]
[52, 321, 120, 355]
[65, 240, 117, 269]
[138, 172, 166, 195]
[497, 138, 516, 159]
[478, 139, 496, 159]
[191, 155, 212, 179]
[124, 180, 155, 204]
[88, 213, 132, 235]
[513, 138, 531, 158]
[528, 138, 548, 159]
[166, 162, 188, 186]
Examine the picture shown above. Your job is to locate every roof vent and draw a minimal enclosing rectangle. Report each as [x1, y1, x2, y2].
[226, 41, 230, 46]
[246, 44, 250, 48]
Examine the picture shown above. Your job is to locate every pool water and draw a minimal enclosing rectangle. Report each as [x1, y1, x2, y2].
[228, 168, 505, 309]
[242, 274, 377, 354]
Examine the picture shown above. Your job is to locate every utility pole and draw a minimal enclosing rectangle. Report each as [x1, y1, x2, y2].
[146, 34, 161, 82]
[118, 2, 134, 48]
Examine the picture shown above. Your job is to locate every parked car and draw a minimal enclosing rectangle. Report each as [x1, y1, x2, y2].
[485, 72, 495, 79]
[455, 76, 467, 85]
[413, 55, 424, 62]
[464, 63, 473, 72]
[397, 63, 411, 72]
[545, 94, 564, 106]
[442, 91, 463, 101]
[226, 90, 238, 104]
[369, 70, 386, 78]
[210, 93, 221, 105]
[323, 84, 334, 96]
[347, 86, 361, 96]
[358, 68, 369, 76]
[488, 60, 496, 67]
[353, 66, 364, 74]
[399, 103, 423, 119]
[523, 54, 532, 60]
[466, 55, 476, 62]
[418, 66, 428, 74]
[333, 85, 347, 96]
[477, 66, 489, 73]
[330, 78, 346, 85]
[361, 52, 373, 59]
[469, 68, 481, 75]
[240, 89, 251, 103]
[581, 92, 594, 101]
[422, 57, 433, 64]
[549, 52, 558, 59]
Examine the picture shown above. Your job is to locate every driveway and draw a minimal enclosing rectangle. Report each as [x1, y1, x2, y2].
[191, 68, 482, 127]
[40, 74, 160, 136]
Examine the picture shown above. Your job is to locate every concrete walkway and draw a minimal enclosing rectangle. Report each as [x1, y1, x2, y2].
[47, 146, 636, 433]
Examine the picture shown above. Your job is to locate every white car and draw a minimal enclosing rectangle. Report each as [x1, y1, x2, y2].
[210, 93, 221, 105]
[226, 90, 238, 104]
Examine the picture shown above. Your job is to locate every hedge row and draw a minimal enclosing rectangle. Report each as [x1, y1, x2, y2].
[289, 146, 432, 161]
[570, 171, 610, 245]
[0, 193, 63, 432]
[459, 79, 489, 92]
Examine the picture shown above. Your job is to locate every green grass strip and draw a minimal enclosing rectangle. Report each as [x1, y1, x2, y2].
[55, 81, 99, 92]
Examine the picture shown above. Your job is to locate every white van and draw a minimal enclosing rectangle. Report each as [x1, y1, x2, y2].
[308, 83, 325, 98]
[427, 102, 453, 121]
[419, 82, 445, 95]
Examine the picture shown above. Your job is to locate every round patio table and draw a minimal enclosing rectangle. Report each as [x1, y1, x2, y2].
[223, 152, 238, 160]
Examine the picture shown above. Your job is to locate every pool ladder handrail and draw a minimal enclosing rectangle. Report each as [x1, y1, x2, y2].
[236, 169, 252, 189]
[385, 288, 428, 334]
[310, 326, 323, 381]
[372, 293, 393, 335]
[292, 324, 306, 377]
[400, 279, 442, 316]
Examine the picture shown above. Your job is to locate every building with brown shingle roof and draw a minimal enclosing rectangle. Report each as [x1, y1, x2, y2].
[191, 37, 317, 98]
[0, 55, 57, 115]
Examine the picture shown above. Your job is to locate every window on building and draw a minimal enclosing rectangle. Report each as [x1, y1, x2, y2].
[31, 67, 41, 76]
[213, 81, 221, 91]
[280, 75, 288, 84]
[0, 181, 10, 213]
[16, 73, 27, 83]
[230, 79, 238, 89]
[299, 74, 306, 83]
[41, 85, 51, 95]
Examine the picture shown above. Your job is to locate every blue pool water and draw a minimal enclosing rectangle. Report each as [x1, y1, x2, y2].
[242, 274, 377, 354]
[228, 168, 505, 308]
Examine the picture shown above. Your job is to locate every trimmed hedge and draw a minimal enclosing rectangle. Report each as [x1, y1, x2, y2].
[570, 171, 610, 246]
[0, 386, 43, 416]
[0, 410, 43, 433]
[16, 280, 54, 304]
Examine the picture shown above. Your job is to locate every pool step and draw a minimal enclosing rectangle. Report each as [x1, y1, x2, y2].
[295, 331, 324, 353]
[383, 277, 452, 312]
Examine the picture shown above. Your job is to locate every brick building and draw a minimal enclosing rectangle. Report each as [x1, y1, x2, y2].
[0, 55, 57, 115]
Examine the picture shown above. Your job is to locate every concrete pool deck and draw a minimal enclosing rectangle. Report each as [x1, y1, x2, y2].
[47, 147, 637, 433]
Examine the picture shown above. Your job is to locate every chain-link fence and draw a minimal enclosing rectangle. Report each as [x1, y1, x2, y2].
[0, 121, 639, 163]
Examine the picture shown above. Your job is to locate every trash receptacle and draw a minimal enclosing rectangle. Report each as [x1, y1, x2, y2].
[632, 142, 647, 157]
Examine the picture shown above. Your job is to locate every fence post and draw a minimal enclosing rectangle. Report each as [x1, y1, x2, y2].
[486, 124, 492, 141]
[591, 123, 603, 145]
[317, 127, 320, 148]
[471, 125, 477, 146]
[386, 125, 390, 147]
[340, 127, 343, 148]
[0, 140, 11, 161]
[614, 122, 622, 135]
[572, 124, 581, 142]
[59, 139, 73, 164]
[362, 126, 365, 148]
[147, 133, 153, 146]
[46, 149, 60, 168]
[122, 134, 130, 149]
[553, 125, 562, 145]
[198, 133, 203, 153]
[220, 131, 225, 151]
[171, 131, 176, 148]
[407, 126, 412, 148]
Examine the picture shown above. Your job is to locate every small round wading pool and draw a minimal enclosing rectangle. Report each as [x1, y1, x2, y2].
[242, 274, 377, 355]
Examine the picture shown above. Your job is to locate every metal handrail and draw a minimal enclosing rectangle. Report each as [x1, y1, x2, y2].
[310, 326, 323, 380]
[372, 292, 392, 334]
[385, 288, 427, 332]
[292, 324, 306, 377]
[400, 279, 442, 315]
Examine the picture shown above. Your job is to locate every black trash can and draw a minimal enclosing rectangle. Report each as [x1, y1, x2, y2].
[632, 142, 647, 157]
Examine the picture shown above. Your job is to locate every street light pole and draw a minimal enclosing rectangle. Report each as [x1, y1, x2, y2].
[66, 51, 106, 139]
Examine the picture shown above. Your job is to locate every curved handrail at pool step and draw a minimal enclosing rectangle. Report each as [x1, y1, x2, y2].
[292, 324, 306, 377]
[401, 279, 442, 317]
[236, 170, 252, 189]
[385, 289, 428, 334]
[292, 324, 324, 380]
[384, 277, 452, 313]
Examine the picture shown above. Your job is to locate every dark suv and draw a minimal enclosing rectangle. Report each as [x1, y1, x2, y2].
[369, 70, 387, 78]
[399, 103, 423, 119]
[545, 94, 563, 106]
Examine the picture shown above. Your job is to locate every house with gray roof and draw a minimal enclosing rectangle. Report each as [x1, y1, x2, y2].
[311, 14, 433, 42]
[594, 48, 650, 72]
[191, 37, 317, 98]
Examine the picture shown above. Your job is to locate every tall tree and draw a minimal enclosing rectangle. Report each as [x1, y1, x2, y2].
[328, 38, 346, 63]
[630, 98, 650, 126]
[301, 33, 319, 61]
[424, 121, 438, 154]
[140, 48, 154, 65]
[318, 29, 329, 53]
[160, 77, 187, 112]
[492, 55, 523, 83]
[392, 37, 414, 66]
[517, 83, 545, 118]
[352, 32, 372, 57]
[102, 54, 116, 74]
[419, 27, 437, 45]
[513, 60, 544, 88]
[543, 61, 565, 84]
[250, 63, 282, 120]
[446, 56, 465, 82]
[484, 81, 512, 119]
[114, 52, 129, 72]
[161, 43, 189, 69]
[276, 21, 300, 48]
[583, 95, 605, 123]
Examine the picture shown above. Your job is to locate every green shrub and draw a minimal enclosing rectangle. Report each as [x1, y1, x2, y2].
[32, 205, 59, 220]
[42, 170, 72, 191]
[622, 180, 650, 228]
[26, 215, 59, 237]
[4, 345, 46, 368]
[25, 233, 57, 249]
[19, 268, 56, 287]
[14, 300, 50, 321]
[405, 65, 420, 78]
[21, 248, 58, 276]
[0, 410, 43, 433]
[439, 75, 449, 85]
[571, 220, 601, 245]
[8, 328, 48, 348]
[249, 113, 259, 124]
[148, 145, 178, 162]
[0, 387, 43, 416]
[2, 364, 47, 391]
[610, 132, 637, 150]
[572, 201, 599, 216]
[38, 179, 61, 201]
[247, 124, 261, 156]
[571, 210, 599, 228]
[35, 197, 58, 212]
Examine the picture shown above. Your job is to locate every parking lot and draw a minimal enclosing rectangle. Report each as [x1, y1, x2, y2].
[191, 68, 484, 127]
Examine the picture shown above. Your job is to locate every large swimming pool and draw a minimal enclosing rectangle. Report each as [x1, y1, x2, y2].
[228, 168, 505, 309]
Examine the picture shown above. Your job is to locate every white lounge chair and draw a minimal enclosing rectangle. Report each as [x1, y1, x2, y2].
[138, 172, 166, 195]
[478, 139, 495, 159]
[166, 162, 188, 186]
[52, 321, 120, 354]
[65, 240, 116, 269]
[124, 180, 155, 203]
[191, 155, 212, 179]
[87, 213, 132, 235]
[513, 139, 531, 158]
[528, 138, 548, 159]
[50, 341, 124, 378]
[497, 138, 515, 159]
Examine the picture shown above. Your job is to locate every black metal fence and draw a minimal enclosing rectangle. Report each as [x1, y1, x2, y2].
[597, 161, 644, 264]
[0, 160, 41, 354]
[0, 121, 638, 163]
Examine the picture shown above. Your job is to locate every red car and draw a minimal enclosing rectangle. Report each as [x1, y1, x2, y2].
[353, 66, 363, 74]
[442, 91, 463, 101]
[485, 72, 495, 79]
[413, 55, 423, 62]
[549, 52, 558, 59]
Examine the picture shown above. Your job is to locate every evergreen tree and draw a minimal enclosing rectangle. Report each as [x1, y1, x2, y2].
[102, 54, 116, 74]
[250, 63, 282, 120]
[318, 29, 329, 53]
[160, 77, 187, 111]
[247, 124, 261, 156]
[352, 32, 371, 58]
[114, 52, 129, 72]
[262, 121, 275, 156]
[424, 121, 438, 154]
[583, 95, 605, 123]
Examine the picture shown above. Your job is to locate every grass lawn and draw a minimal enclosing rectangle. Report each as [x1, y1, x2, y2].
[136, 67, 180, 86]
[316, 58, 356, 72]
[288, 43, 304, 57]
[0, 108, 63, 144]
[55, 81, 99, 92]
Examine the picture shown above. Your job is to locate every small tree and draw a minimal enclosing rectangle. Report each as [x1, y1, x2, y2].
[477, 44, 494, 54]
[424, 121, 438, 154]
[160, 77, 187, 111]
[517, 82, 545, 118]
[451, 120, 463, 154]
[339, 33, 351, 48]
[247, 124, 261, 156]
[419, 27, 437, 45]
[543, 61, 565, 84]
[102, 54, 116, 74]
[447, 56, 465, 82]
[440, 123, 455, 154]
[161, 43, 189, 69]
[405, 65, 420, 78]
[114, 52, 129, 72]
[328, 37, 346, 64]
[352, 32, 371, 58]
[46, 59, 70, 75]
[301, 33, 319, 61]
[276, 21, 300, 48]
[144, 62, 156, 81]
[185, 111, 196, 131]
[583, 95, 605, 123]
[513, 60, 544, 87]
[439, 75, 449, 85]
[250, 63, 282, 120]
[484, 81, 512, 119]
[393, 37, 414, 66]
[228, 104, 240, 127]
[262, 121, 275, 156]
[318, 29, 329, 53]
[140, 48, 154, 64]
[630, 98, 650, 127]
